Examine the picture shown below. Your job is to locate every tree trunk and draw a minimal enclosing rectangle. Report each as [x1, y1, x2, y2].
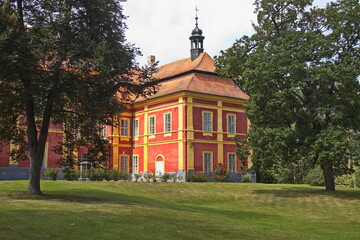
[27, 151, 43, 195]
[26, 94, 54, 195]
[322, 162, 335, 191]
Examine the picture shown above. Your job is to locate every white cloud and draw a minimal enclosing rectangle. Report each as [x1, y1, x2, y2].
[123, 0, 333, 66]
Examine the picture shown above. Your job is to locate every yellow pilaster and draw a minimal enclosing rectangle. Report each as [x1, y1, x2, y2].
[186, 97, 194, 170]
[217, 101, 223, 163]
[9, 142, 18, 165]
[112, 123, 120, 171]
[144, 106, 149, 172]
[178, 97, 184, 170]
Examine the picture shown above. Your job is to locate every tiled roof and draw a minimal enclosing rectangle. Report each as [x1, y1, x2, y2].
[134, 52, 249, 102]
[154, 52, 216, 79]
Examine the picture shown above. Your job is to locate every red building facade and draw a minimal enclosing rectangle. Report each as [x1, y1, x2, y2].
[108, 52, 250, 177]
[0, 17, 250, 180]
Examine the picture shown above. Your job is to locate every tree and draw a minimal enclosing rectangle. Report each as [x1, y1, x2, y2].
[215, 0, 360, 191]
[0, 0, 158, 195]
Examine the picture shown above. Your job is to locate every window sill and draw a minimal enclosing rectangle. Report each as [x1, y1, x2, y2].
[149, 135, 155, 139]
[164, 133, 172, 137]
[203, 132, 213, 136]
[227, 133, 236, 138]
[120, 136, 130, 141]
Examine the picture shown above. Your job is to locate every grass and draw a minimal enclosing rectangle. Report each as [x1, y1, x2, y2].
[0, 181, 359, 240]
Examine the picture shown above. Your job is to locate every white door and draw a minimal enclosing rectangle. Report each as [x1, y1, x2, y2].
[156, 161, 164, 175]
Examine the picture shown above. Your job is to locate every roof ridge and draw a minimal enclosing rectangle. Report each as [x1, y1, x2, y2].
[185, 74, 195, 91]
[192, 52, 206, 71]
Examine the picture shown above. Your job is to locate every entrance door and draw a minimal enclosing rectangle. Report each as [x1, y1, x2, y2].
[155, 158, 164, 175]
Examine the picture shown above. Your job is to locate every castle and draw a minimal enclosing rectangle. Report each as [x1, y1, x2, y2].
[0, 15, 249, 180]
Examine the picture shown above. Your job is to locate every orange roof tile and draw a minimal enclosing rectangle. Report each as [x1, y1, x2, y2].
[133, 52, 249, 103]
[135, 72, 249, 102]
[154, 52, 216, 79]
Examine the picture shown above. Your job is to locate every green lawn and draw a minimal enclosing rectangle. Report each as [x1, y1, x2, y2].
[0, 181, 359, 240]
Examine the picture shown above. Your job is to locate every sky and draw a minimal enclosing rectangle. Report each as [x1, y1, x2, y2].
[123, 0, 333, 66]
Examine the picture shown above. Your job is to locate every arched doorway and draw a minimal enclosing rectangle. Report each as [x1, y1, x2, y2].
[155, 155, 165, 175]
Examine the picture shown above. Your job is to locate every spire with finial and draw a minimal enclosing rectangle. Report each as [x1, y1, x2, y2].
[189, 6, 205, 61]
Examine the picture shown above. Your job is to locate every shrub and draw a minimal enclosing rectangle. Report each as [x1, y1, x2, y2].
[355, 167, 360, 188]
[109, 170, 120, 181]
[63, 169, 78, 181]
[186, 172, 207, 182]
[176, 175, 184, 182]
[241, 173, 253, 183]
[335, 174, 355, 187]
[134, 174, 142, 182]
[43, 168, 60, 180]
[213, 163, 229, 182]
[119, 171, 131, 181]
[169, 174, 177, 182]
[78, 169, 90, 180]
[160, 173, 171, 182]
[304, 167, 324, 186]
[90, 169, 105, 181]
[144, 173, 152, 182]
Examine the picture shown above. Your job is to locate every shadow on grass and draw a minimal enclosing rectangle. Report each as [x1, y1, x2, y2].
[254, 186, 360, 200]
[1, 187, 277, 223]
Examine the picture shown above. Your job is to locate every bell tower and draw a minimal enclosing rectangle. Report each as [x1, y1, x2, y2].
[189, 7, 205, 61]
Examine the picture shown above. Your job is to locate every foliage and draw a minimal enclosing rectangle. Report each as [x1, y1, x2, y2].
[241, 173, 253, 183]
[169, 174, 179, 182]
[335, 174, 355, 187]
[185, 172, 208, 182]
[355, 167, 360, 188]
[215, 0, 360, 191]
[304, 167, 324, 186]
[62, 168, 78, 181]
[133, 174, 142, 182]
[119, 171, 131, 181]
[213, 163, 229, 182]
[89, 169, 105, 181]
[160, 173, 171, 182]
[103, 169, 119, 181]
[0, 0, 158, 194]
[43, 168, 60, 180]
[143, 173, 152, 182]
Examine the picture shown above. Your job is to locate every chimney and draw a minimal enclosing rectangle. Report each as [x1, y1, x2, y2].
[147, 55, 156, 66]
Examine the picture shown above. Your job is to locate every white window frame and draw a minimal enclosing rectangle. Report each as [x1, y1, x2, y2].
[149, 115, 156, 135]
[203, 152, 213, 173]
[227, 114, 236, 134]
[164, 112, 172, 132]
[203, 111, 213, 132]
[228, 153, 236, 173]
[120, 119, 129, 136]
[133, 119, 139, 137]
[120, 155, 129, 173]
[132, 155, 139, 174]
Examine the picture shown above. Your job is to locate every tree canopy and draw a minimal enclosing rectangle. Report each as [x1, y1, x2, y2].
[0, 0, 158, 194]
[215, 0, 360, 190]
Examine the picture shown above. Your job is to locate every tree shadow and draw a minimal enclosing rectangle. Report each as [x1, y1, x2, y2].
[253, 186, 360, 200]
[1, 187, 277, 222]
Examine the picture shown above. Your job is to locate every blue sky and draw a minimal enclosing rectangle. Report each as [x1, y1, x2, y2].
[123, 0, 333, 66]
